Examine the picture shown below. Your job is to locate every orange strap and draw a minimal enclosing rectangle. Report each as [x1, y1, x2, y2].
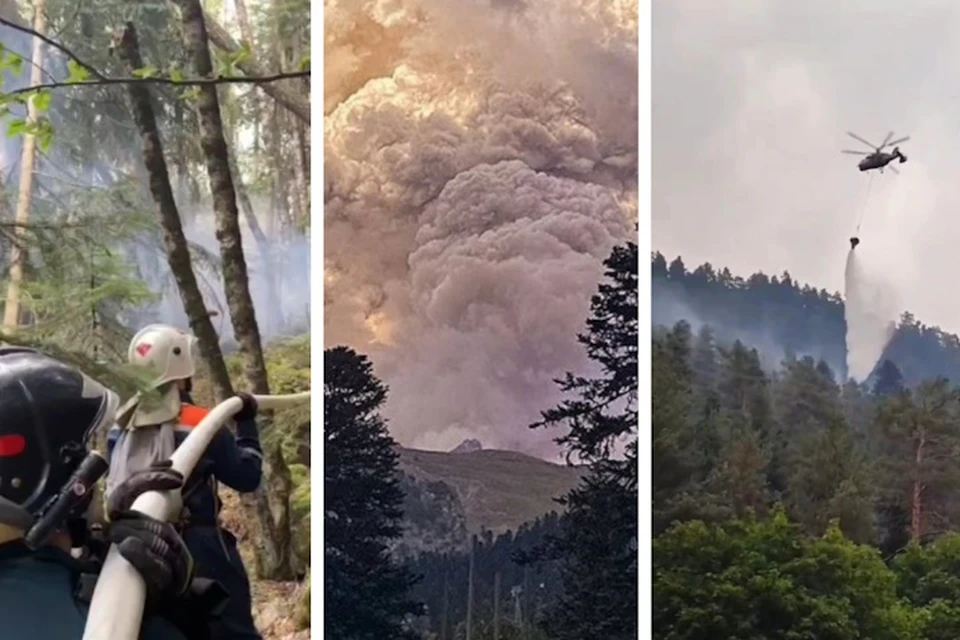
[179, 403, 211, 428]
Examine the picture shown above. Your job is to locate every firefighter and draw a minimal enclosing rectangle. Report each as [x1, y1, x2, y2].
[0, 346, 196, 639]
[107, 324, 264, 640]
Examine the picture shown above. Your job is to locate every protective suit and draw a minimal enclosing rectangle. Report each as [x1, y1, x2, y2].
[107, 325, 264, 640]
[0, 347, 198, 639]
[0, 543, 186, 639]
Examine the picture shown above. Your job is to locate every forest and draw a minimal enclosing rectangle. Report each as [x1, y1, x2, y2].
[653, 252, 960, 384]
[325, 241, 638, 640]
[653, 253, 960, 639]
[0, 0, 310, 637]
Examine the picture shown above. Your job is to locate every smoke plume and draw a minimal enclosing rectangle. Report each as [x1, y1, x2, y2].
[324, 0, 637, 457]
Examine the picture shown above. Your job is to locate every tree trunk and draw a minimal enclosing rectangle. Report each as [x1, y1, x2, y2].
[3, 0, 46, 329]
[441, 564, 449, 640]
[911, 428, 925, 543]
[226, 144, 283, 332]
[233, 0, 260, 159]
[290, 42, 309, 226]
[522, 563, 530, 638]
[270, 101, 288, 237]
[116, 23, 233, 399]
[493, 570, 501, 640]
[466, 534, 475, 640]
[173, 0, 297, 580]
[202, 12, 310, 124]
[234, 0, 255, 48]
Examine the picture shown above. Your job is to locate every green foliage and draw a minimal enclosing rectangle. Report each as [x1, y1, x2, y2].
[652, 254, 960, 638]
[32, 90, 51, 112]
[65, 60, 90, 84]
[0, 47, 24, 76]
[654, 511, 922, 640]
[131, 66, 160, 79]
[893, 534, 960, 640]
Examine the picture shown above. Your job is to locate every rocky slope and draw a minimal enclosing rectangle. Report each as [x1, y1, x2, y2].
[394, 446, 585, 558]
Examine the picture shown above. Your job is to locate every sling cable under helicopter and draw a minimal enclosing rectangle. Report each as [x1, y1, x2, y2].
[842, 130, 910, 250]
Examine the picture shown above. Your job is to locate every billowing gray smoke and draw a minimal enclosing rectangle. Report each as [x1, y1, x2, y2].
[325, 0, 637, 457]
[134, 199, 311, 347]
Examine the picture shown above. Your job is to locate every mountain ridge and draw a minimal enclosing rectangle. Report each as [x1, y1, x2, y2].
[393, 445, 585, 558]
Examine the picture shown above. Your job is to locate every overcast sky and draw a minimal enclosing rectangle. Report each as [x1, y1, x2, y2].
[653, 0, 960, 334]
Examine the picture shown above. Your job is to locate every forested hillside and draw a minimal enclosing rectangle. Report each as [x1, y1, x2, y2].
[407, 514, 563, 640]
[653, 252, 960, 384]
[653, 254, 960, 639]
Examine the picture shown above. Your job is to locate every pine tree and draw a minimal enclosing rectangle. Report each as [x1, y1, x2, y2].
[774, 357, 875, 541]
[874, 378, 960, 545]
[873, 360, 905, 397]
[531, 241, 637, 640]
[325, 346, 422, 639]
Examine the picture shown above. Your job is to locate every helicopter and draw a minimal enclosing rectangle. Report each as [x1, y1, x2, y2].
[842, 131, 909, 174]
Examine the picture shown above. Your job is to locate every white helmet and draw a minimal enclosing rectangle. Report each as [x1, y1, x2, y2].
[127, 324, 198, 387]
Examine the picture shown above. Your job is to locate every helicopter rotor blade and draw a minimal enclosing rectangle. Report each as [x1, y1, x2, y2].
[847, 131, 879, 149]
[880, 131, 894, 148]
[887, 136, 910, 147]
[842, 150, 869, 155]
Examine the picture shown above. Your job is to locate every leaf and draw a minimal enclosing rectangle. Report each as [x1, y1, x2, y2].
[6, 118, 25, 137]
[233, 44, 252, 66]
[36, 121, 53, 152]
[131, 66, 159, 79]
[169, 68, 184, 83]
[66, 60, 91, 84]
[216, 57, 233, 78]
[180, 86, 202, 101]
[297, 54, 311, 72]
[7, 52, 23, 76]
[31, 90, 51, 112]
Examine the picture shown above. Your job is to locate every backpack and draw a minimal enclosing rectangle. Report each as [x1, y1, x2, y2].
[104, 422, 178, 503]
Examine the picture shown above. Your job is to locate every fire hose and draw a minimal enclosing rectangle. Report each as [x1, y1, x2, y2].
[82, 391, 312, 640]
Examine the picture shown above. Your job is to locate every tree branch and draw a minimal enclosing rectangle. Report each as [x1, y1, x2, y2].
[0, 16, 310, 101]
[0, 16, 106, 80]
[202, 12, 310, 124]
[1, 69, 311, 100]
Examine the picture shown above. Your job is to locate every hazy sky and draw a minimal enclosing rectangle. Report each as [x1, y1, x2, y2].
[653, 0, 960, 334]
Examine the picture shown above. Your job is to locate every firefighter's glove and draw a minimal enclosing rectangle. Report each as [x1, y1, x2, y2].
[234, 392, 259, 422]
[107, 512, 194, 606]
[107, 459, 184, 514]
[106, 460, 193, 605]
